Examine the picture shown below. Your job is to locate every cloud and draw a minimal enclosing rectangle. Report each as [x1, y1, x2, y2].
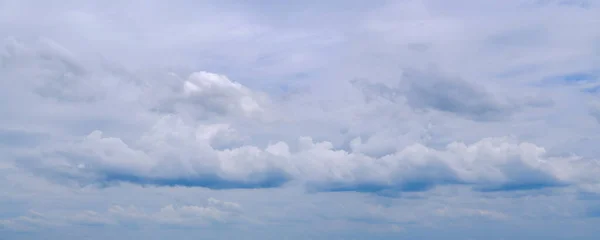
[590, 101, 600, 123]
[0, 37, 275, 144]
[404, 71, 512, 121]
[0, 210, 63, 232]
[16, 116, 599, 194]
[153, 71, 269, 120]
[68, 211, 116, 226]
[352, 68, 552, 121]
[1, 37, 101, 103]
[3, 0, 600, 238]
[17, 116, 291, 189]
[0, 198, 243, 232]
[434, 206, 508, 220]
[3, 37, 599, 197]
[108, 198, 244, 226]
[0, 128, 48, 147]
[299, 136, 596, 193]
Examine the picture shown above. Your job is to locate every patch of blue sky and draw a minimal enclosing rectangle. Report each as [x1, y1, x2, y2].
[537, 71, 598, 92]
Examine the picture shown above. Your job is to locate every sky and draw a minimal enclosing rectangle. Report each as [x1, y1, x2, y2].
[1, 0, 600, 239]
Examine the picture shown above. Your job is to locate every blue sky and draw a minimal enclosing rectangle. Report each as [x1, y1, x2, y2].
[1, 0, 600, 239]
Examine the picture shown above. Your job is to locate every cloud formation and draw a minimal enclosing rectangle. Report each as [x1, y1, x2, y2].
[3, 0, 600, 239]
[154, 71, 268, 120]
[3, 37, 599, 196]
[109, 197, 243, 226]
[17, 115, 599, 193]
[352, 68, 552, 121]
[0, 198, 243, 231]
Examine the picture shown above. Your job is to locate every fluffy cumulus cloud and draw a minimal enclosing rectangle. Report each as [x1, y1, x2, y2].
[18, 121, 600, 193]
[153, 71, 269, 120]
[2, 0, 600, 239]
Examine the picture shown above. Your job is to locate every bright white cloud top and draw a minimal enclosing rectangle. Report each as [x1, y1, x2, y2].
[1, 0, 600, 239]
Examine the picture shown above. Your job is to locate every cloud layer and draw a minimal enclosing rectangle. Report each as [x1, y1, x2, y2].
[3, 0, 600, 239]
[19, 120, 600, 193]
[2, 36, 599, 195]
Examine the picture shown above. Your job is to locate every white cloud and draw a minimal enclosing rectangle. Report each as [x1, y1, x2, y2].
[3, 0, 600, 239]
[0, 198, 243, 232]
[108, 198, 244, 226]
[18, 115, 600, 193]
[434, 206, 508, 220]
[68, 210, 116, 226]
[156, 71, 269, 120]
[0, 210, 64, 232]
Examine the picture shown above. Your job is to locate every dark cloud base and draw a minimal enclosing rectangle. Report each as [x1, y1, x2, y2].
[98, 172, 291, 189]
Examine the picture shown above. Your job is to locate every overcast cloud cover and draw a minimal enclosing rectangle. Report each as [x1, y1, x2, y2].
[2, 0, 600, 239]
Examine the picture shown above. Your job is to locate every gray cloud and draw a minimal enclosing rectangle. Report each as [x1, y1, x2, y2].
[590, 101, 600, 123]
[352, 68, 553, 121]
[402, 69, 515, 121]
